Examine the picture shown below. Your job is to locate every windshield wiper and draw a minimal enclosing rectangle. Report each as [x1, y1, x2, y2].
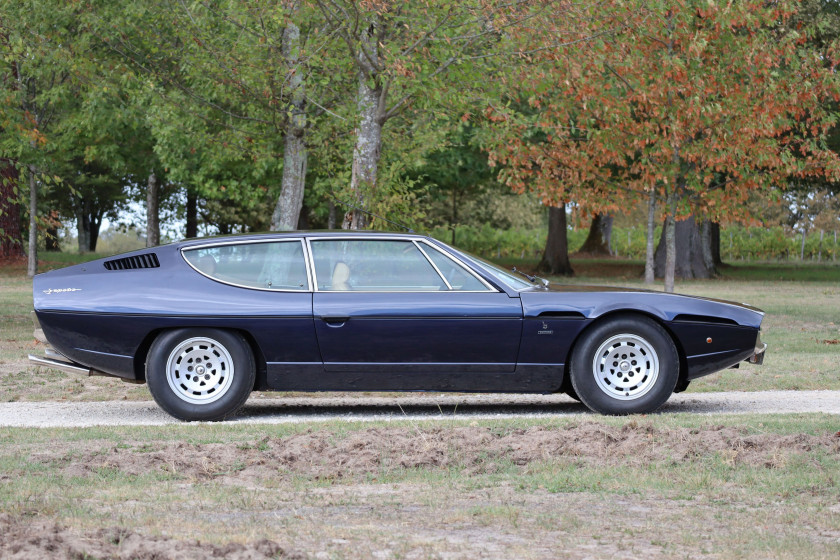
[512, 267, 550, 288]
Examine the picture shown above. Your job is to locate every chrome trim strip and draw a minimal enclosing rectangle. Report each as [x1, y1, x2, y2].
[73, 347, 132, 359]
[423, 239, 514, 293]
[303, 236, 317, 293]
[180, 238, 312, 293]
[414, 240, 452, 290]
[417, 240, 496, 292]
[325, 315, 519, 320]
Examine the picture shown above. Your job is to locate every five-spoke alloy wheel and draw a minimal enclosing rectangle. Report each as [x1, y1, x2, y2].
[570, 314, 679, 415]
[147, 328, 255, 421]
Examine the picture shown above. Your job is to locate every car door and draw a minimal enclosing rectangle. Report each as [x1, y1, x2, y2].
[309, 237, 523, 375]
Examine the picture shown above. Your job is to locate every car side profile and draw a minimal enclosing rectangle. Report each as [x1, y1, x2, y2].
[30, 231, 766, 421]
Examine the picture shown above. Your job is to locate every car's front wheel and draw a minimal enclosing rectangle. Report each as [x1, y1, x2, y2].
[570, 315, 678, 415]
[146, 328, 255, 421]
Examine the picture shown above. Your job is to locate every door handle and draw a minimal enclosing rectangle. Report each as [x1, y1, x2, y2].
[321, 316, 349, 326]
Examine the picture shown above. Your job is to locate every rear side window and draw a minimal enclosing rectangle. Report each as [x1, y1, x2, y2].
[183, 241, 309, 291]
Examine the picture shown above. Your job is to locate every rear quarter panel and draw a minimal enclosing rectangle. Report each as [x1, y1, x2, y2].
[34, 246, 319, 379]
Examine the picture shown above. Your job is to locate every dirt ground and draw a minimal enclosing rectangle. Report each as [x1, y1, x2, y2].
[0, 514, 302, 559]
[29, 422, 840, 480]
[3, 422, 839, 559]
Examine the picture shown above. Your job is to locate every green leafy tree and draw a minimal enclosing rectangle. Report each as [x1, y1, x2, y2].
[312, 0, 577, 229]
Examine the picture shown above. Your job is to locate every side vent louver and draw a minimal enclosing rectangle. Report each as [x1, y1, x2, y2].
[672, 314, 738, 326]
[104, 253, 160, 271]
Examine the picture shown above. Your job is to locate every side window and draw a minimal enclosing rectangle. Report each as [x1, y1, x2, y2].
[184, 241, 308, 291]
[310, 239, 447, 291]
[420, 244, 491, 291]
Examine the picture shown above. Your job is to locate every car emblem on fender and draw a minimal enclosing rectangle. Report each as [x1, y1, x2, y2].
[42, 288, 82, 295]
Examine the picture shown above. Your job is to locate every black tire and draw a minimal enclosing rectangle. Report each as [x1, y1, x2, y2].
[570, 314, 679, 415]
[560, 374, 581, 401]
[564, 384, 581, 402]
[146, 328, 255, 421]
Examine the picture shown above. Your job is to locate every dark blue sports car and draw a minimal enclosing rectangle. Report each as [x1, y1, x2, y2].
[30, 231, 766, 420]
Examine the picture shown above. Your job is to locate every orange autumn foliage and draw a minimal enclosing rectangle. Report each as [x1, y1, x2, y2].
[485, 0, 840, 224]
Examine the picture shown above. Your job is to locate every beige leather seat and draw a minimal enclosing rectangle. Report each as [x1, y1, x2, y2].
[331, 262, 351, 291]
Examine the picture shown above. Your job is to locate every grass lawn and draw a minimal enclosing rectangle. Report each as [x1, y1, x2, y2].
[1, 414, 838, 559]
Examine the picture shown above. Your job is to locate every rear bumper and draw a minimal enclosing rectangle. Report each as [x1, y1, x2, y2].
[748, 332, 767, 365]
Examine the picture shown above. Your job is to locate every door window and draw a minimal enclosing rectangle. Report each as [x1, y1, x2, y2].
[311, 239, 449, 291]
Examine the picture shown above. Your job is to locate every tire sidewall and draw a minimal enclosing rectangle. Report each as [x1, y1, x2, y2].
[570, 315, 678, 415]
[146, 328, 255, 421]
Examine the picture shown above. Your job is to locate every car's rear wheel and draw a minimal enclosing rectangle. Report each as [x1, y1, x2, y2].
[146, 328, 254, 421]
[570, 315, 678, 415]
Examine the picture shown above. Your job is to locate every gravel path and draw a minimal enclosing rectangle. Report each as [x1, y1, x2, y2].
[0, 390, 838, 427]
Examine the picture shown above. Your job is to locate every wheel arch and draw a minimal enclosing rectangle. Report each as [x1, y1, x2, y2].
[134, 326, 267, 390]
[562, 309, 688, 393]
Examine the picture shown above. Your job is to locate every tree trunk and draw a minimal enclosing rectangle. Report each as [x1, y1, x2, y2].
[700, 220, 715, 273]
[0, 160, 23, 258]
[663, 213, 676, 293]
[185, 189, 198, 238]
[819, 230, 824, 262]
[576, 213, 613, 255]
[327, 199, 336, 229]
[343, 25, 382, 230]
[451, 187, 458, 245]
[537, 205, 574, 276]
[710, 221, 722, 266]
[74, 198, 102, 253]
[644, 188, 656, 284]
[800, 230, 806, 260]
[654, 215, 717, 284]
[271, 21, 307, 231]
[75, 204, 90, 254]
[45, 226, 60, 251]
[27, 166, 37, 277]
[146, 171, 160, 247]
[89, 215, 101, 252]
[297, 204, 310, 230]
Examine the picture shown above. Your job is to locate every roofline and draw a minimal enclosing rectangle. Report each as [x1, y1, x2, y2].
[175, 230, 430, 249]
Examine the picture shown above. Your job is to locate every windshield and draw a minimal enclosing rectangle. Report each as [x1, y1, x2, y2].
[450, 249, 535, 290]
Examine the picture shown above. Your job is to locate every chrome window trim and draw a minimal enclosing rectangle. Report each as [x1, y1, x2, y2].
[428, 240, 527, 293]
[305, 235, 499, 293]
[180, 238, 312, 292]
[413, 241, 453, 290]
[415, 240, 495, 292]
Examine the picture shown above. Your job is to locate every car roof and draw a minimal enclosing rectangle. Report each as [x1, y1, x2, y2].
[177, 230, 431, 249]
